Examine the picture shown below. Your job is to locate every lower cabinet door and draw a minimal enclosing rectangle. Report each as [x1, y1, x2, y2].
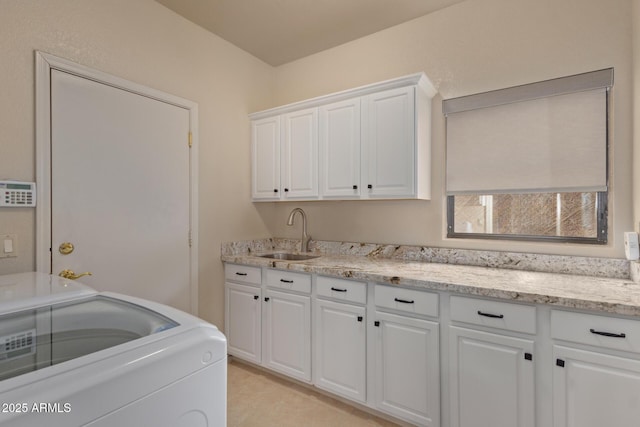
[263, 289, 312, 382]
[449, 326, 535, 427]
[314, 298, 366, 402]
[374, 311, 440, 426]
[225, 282, 261, 364]
[553, 345, 640, 427]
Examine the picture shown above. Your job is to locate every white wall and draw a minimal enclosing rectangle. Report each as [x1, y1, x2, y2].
[265, 0, 634, 259]
[0, 0, 274, 326]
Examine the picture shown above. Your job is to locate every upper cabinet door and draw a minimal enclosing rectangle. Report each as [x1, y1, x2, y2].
[319, 98, 361, 198]
[251, 116, 281, 200]
[362, 86, 416, 198]
[281, 108, 319, 199]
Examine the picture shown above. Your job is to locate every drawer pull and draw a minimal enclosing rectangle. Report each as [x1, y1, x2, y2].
[394, 298, 415, 304]
[280, 279, 294, 283]
[235, 272, 248, 276]
[589, 328, 626, 338]
[331, 287, 347, 292]
[477, 310, 504, 319]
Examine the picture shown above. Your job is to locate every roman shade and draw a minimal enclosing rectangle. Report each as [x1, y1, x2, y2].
[443, 68, 613, 195]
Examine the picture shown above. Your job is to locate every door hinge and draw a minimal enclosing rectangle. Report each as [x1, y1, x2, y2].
[188, 131, 193, 148]
[188, 230, 192, 248]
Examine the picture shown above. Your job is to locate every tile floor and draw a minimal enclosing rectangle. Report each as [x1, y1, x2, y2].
[227, 358, 400, 426]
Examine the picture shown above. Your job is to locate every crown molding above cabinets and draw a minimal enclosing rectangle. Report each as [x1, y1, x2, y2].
[250, 73, 436, 202]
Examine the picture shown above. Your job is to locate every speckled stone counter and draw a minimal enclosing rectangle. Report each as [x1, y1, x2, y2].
[221, 238, 640, 317]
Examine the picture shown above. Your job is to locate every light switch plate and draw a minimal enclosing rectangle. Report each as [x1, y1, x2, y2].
[0, 234, 17, 258]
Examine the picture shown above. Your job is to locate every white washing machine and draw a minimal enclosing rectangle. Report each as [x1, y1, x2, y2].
[0, 272, 227, 427]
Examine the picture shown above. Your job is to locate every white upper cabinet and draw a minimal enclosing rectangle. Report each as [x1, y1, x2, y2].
[281, 108, 319, 199]
[361, 82, 432, 199]
[362, 86, 416, 198]
[251, 116, 280, 200]
[319, 98, 361, 198]
[250, 73, 436, 201]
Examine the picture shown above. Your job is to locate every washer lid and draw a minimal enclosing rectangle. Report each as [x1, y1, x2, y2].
[0, 272, 96, 315]
[0, 295, 179, 382]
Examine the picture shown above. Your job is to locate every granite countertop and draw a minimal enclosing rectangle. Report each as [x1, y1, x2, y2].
[221, 239, 640, 318]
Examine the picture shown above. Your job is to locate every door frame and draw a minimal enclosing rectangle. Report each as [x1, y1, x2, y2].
[35, 51, 199, 315]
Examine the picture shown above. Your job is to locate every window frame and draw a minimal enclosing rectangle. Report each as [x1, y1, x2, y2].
[446, 191, 608, 244]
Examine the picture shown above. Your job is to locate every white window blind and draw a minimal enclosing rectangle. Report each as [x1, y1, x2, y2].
[444, 69, 612, 195]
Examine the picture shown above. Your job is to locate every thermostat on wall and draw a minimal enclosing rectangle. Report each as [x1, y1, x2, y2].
[0, 181, 36, 207]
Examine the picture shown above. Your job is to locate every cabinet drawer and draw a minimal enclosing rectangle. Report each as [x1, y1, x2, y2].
[450, 296, 536, 335]
[225, 263, 261, 286]
[316, 276, 366, 305]
[374, 285, 438, 317]
[551, 310, 640, 353]
[265, 269, 311, 294]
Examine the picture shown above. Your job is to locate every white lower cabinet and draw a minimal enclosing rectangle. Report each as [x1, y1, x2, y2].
[449, 327, 535, 427]
[224, 264, 262, 364]
[263, 288, 312, 382]
[225, 263, 640, 427]
[551, 309, 640, 427]
[225, 282, 262, 364]
[374, 310, 440, 426]
[449, 296, 536, 427]
[314, 298, 366, 402]
[552, 345, 640, 427]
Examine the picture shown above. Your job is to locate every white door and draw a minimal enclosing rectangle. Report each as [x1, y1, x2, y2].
[553, 345, 640, 427]
[449, 326, 535, 427]
[41, 60, 196, 313]
[314, 298, 366, 402]
[374, 310, 440, 426]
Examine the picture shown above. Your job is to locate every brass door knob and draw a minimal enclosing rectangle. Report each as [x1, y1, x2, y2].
[58, 269, 92, 280]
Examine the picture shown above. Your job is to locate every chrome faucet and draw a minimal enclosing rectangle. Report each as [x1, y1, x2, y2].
[287, 208, 311, 253]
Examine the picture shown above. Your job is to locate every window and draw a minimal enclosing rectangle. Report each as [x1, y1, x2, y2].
[443, 69, 612, 244]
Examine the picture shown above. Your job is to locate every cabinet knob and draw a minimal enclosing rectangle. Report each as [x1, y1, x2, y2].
[357, 316, 363, 322]
[353, 185, 358, 190]
[264, 297, 270, 302]
[284, 188, 289, 192]
[374, 321, 380, 327]
[273, 189, 278, 193]
[254, 295, 259, 300]
[367, 184, 373, 189]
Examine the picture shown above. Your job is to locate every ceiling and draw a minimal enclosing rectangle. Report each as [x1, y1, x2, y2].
[155, 0, 467, 66]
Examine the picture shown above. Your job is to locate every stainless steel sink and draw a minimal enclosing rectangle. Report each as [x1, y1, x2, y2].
[258, 252, 319, 261]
